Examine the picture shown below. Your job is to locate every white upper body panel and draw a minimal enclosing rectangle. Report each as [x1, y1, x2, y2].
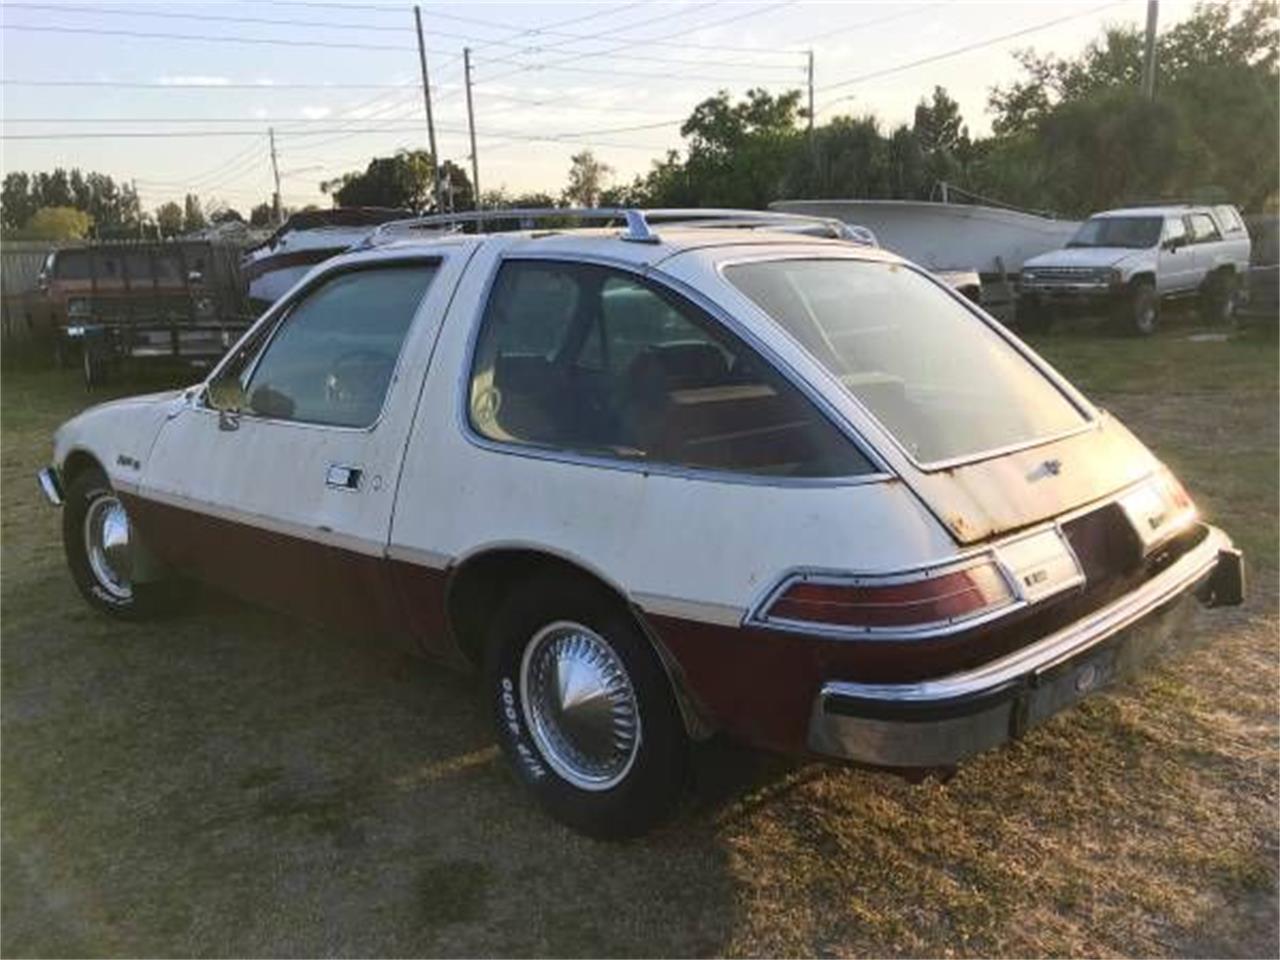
[55, 224, 1166, 623]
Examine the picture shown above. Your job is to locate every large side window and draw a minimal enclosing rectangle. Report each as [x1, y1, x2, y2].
[1163, 217, 1187, 246]
[468, 260, 871, 478]
[240, 263, 435, 428]
[1186, 213, 1221, 244]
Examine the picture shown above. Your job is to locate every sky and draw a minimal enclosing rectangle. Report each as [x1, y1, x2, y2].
[0, 0, 1206, 215]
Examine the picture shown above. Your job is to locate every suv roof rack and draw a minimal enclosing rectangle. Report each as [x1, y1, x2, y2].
[364, 207, 876, 248]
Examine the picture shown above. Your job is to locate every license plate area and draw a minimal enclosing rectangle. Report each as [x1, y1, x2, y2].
[1023, 644, 1119, 729]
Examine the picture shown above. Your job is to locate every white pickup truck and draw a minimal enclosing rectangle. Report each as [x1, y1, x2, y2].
[1017, 204, 1252, 334]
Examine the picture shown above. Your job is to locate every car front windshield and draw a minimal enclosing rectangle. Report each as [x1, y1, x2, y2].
[1067, 216, 1162, 249]
[724, 258, 1089, 464]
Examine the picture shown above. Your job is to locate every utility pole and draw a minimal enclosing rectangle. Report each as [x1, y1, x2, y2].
[1141, 0, 1159, 99]
[806, 49, 817, 180]
[413, 5, 444, 213]
[806, 50, 815, 138]
[268, 127, 282, 226]
[463, 47, 481, 209]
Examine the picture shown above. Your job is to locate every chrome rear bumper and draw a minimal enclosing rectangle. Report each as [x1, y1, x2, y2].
[809, 525, 1242, 768]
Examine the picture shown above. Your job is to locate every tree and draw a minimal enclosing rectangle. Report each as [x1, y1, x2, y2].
[562, 150, 614, 207]
[912, 86, 972, 194]
[980, 1, 1278, 212]
[323, 149, 433, 209]
[438, 159, 475, 212]
[155, 201, 184, 237]
[249, 202, 274, 227]
[782, 114, 891, 200]
[1, 172, 36, 229]
[679, 88, 803, 208]
[182, 193, 206, 232]
[25, 206, 92, 240]
[210, 206, 245, 224]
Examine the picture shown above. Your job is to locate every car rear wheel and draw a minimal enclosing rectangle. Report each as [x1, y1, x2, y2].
[63, 467, 170, 619]
[485, 573, 688, 838]
[1200, 270, 1238, 324]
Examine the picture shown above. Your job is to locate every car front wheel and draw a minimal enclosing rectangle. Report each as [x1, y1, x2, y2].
[485, 573, 689, 838]
[63, 466, 169, 619]
[1116, 281, 1159, 335]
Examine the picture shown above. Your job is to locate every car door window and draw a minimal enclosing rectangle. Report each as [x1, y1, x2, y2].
[469, 260, 872, 478]
[1187, 214, 1221, 244]
[241, 263, 436, 428]
[1164, 217, 1187, 247]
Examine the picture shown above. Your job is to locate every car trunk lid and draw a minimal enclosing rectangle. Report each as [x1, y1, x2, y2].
[901, 411, 1159, 545]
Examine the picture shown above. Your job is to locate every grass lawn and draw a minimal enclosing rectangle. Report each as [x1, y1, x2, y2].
[2, 325, 1277, 957]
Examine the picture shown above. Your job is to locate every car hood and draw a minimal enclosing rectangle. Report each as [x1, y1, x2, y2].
[1024, 247, 1142, 269]
[54, 388, 189, 492]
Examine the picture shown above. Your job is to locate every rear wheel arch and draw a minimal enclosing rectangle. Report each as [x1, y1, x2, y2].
[444, 546, 711, 737]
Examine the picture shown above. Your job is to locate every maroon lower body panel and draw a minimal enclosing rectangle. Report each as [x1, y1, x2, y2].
[121, 493, 452, 657]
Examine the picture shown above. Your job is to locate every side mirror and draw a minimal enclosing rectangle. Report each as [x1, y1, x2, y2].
[206, 375, 245, 412]
[1163, 236, 1185, 252]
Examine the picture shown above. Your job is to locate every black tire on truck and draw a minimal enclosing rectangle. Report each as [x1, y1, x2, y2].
[1113, 279, 1159, 336]
[1199, 269, 1238, 324]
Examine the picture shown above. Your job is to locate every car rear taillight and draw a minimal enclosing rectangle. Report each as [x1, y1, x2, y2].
[763, 561, 1015, 632]
[1120, 467, 1198, 553]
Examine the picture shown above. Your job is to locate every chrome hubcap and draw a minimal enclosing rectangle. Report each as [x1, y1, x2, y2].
[84, 495, 133, 600]
[519, 621, 641, 791]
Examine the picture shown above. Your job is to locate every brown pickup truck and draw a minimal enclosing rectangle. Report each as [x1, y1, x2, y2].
[40, 242, 251, 386]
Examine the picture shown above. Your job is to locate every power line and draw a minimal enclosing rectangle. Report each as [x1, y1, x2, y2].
[0, 78, 419, 90]
[0, 119, 680, 150]
[0, 77, 419, 90]
[3, 1, 797, 71]
[2, 3, 414, 33]
[475, 1, 798, 87]
[815, 1, 1125, 111]
[385, 1, 807, 57]
[789, 5, 938, 44]
[0, 22, 443, 54]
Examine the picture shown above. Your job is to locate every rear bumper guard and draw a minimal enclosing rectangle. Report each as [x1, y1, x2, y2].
[809, 525, 1241, 768]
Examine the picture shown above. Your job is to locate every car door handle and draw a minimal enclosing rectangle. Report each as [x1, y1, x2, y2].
[325, 464, 363, 491]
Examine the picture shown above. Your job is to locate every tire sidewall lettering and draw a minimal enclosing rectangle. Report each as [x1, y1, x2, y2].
[497, 674, 545, 781]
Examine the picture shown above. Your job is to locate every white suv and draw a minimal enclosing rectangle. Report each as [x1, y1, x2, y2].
[38, 208, 1243, 837]
[1018, 204, 1251, 334]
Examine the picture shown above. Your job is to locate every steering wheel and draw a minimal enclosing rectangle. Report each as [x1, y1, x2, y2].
[324, 349, 395, 406]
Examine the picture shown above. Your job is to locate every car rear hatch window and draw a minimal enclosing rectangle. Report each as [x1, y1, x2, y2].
[725, 258, 1089, 466]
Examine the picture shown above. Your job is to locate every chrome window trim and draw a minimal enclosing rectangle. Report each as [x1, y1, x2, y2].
[199, 252, 446, 436]
[451, 248, 896, 489]
[742, 471, 1160, 642]
[710, 250, 1101, 473]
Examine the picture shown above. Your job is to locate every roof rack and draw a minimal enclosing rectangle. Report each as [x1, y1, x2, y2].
[364, 207, 876, 248]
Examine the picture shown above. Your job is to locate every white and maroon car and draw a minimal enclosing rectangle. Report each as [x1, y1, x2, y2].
[38, 208, 1244, 838]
